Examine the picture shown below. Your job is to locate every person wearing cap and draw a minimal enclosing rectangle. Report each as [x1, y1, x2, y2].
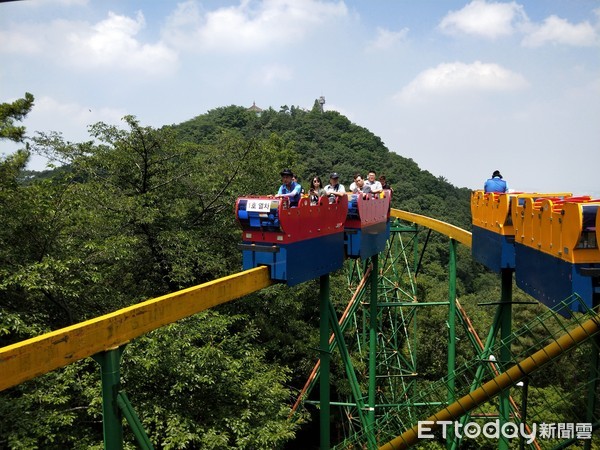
[324, 172, 346, 202]
[275, 168, 302, 206]
[484, 170, 508, 193]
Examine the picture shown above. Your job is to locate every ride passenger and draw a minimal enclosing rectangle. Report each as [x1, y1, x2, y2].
[349, 173, 366, 194]
[364, 171, 383, 195]
[292, 175, 305, 194]
[324, 172, 346, 203]
[379, 175, 392, 192]
[309, 176, 326, 205]
[484, 170, 508, 193]
[275, 168, 302, 206]
[379, 174, 392, 212]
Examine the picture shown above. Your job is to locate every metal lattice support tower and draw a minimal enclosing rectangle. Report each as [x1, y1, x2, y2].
[334, 219, 448, 448]
[292, 214, 600, 449]
[332, 221, 600, 449]
[289, 213, 466, 448]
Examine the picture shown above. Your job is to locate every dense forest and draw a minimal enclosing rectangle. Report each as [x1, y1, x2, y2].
[0, 95, 594, 449]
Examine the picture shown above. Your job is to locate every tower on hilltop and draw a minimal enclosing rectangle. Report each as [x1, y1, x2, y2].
[247, 101, 263, 115]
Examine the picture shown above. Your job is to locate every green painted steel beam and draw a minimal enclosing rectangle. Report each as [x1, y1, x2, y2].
[320, 274, 331, 450]
[117, 392, 154, 450]
[446, 240, 458, 448]
[368, 255, 379, 450]
[498, 269, 513, 450]
[327, 298, 377, 449]
[93, 348, 125, 450]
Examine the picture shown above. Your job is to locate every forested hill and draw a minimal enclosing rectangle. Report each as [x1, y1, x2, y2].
[1, 99, 480, 449]
[174, 102, 472, 230]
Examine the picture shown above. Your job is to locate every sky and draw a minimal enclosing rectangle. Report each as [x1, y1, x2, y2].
[1, 0, 599, 195]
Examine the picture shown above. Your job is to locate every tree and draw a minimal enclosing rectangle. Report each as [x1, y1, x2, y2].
[0, 93, 38, 344]
[1, 115, 306, 448]
[0, 92, 34, 143]
[0, 92, 35, 227]
[124, 313, 303, 449]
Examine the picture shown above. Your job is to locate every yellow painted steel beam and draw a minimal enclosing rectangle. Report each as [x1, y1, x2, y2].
[379, 311, 600, 450]
[1, 211, 468, 392]
[391, 208, 472, 248]
[0, 266, 273, 392]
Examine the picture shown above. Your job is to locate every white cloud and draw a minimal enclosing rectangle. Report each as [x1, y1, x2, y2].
[32, 96, 126, 134]
[366, 27, 409, 51]
[0, 12, 178, 76]
[66, 11, 179, 75]
[439, 0, 528, 39]
[253, 64, 294, 85]
[162, 0, 348, 52]
[0, 25, 43, 54]
[522, 15, 598, 48]
[395, 61, 529, 102]
[438, 1, 599, 48]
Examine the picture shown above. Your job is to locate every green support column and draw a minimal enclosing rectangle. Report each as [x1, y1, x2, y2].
[451, 298, 507, 450]
[518, 377, 529, 450]
[498, 269, 513, 450]
[93, 347, 125, 450]
[584, 288, 600, 450]
[446, 239, 457, 449]
[326, 299, 376, 449]
[319, 274, 331, 450]
[368, 255, 379, 447]
[584, 341, 598, 450]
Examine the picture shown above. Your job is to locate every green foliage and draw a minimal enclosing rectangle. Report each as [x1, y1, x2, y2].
[0, 360, 102, 450]
[123, 313, 302, 449]
[1, 111, 306, 447]
[0, 92, 34, 143]
[2, 115, 294, 334]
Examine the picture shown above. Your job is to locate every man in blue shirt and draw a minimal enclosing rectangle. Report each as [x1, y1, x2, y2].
[484, 170, 508, 193]
[275, 168, 302, 206]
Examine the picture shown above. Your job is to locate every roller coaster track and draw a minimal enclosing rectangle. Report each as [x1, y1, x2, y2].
[0, 267, 274, 391]
[1, 208, 466, 393]
[378, 309, 600, 450]
[1, 208, 599, 449]
[389, 209, 472, 248]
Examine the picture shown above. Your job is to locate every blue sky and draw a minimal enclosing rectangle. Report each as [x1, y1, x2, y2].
[1, 0, 599, 195]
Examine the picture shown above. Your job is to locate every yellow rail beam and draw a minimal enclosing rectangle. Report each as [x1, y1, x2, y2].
[391, 208, 472, 248]
[379, 311, 600, 450]
[0, 266, 273, 392]
[1, 212, 469, 392]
